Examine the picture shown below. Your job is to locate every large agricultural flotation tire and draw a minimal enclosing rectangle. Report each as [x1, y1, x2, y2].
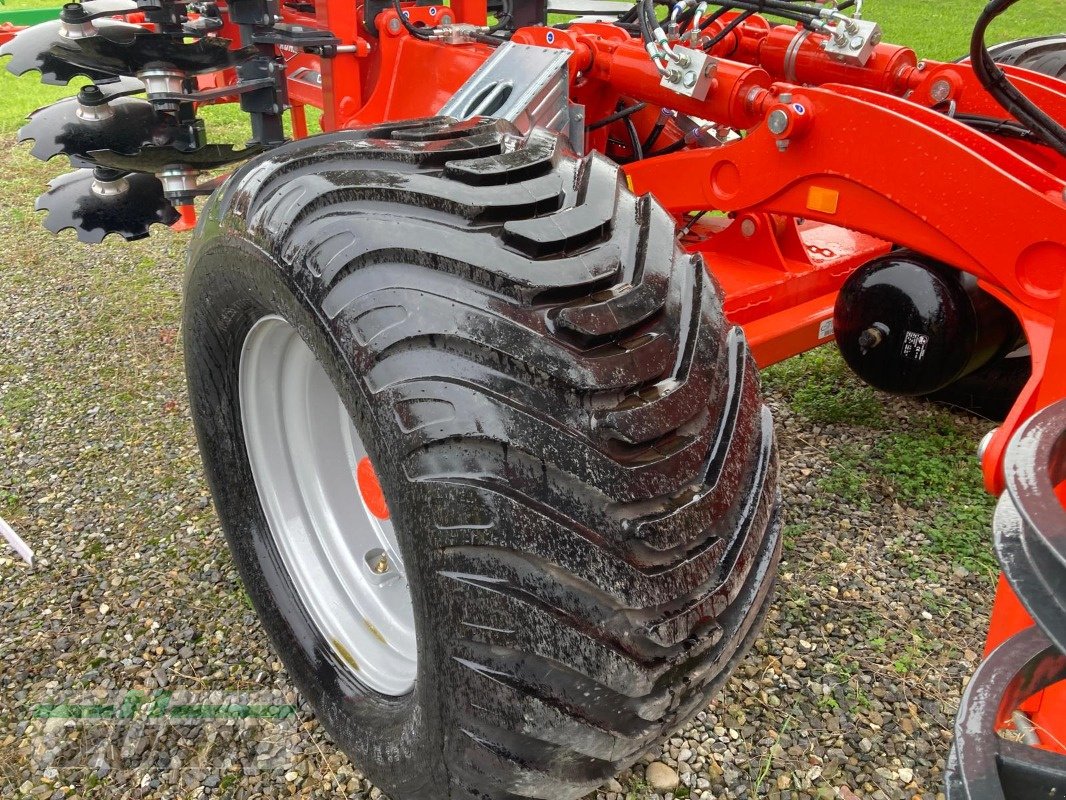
[183, 117, 781, 800]
[985, 34, 1066, 78]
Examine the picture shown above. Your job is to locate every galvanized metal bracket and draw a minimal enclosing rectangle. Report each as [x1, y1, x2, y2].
[440, 40, 585, 153]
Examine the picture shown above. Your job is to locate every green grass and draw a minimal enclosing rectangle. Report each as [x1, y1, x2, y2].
[781, 360, 1002, 574]
[625, 778, 651, 800]
[0, 0, 65, 8]
[765, 342, 1000, 574]
[763, 349, 886, 427]
[867, 0, 1063, 60]
[875, 416, 998, 573]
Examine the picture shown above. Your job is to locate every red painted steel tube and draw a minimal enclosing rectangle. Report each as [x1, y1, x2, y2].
[577, 29, 775, 130]
[744, 22, 917, 93]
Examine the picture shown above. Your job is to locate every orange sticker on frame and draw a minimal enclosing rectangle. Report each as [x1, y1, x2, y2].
[806, 186, 840, 215]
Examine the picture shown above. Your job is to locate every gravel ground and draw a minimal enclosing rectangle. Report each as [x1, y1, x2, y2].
[0, 142, 1000, 800]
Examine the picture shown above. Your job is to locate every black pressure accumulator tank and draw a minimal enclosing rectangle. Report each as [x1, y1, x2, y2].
[834, 252, 1022, 396]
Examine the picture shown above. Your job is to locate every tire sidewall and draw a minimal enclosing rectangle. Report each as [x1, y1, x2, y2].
[183, 232, 445, 797]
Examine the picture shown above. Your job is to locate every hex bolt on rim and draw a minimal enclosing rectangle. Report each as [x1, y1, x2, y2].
[239, 315, 418, 696]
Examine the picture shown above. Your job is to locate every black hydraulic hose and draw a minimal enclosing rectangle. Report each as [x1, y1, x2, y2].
[587, 102, 648, 131]
[754, 0, 830, 17]
[392, 0, 433, 38]
[487, 11, 511, 32]
[720, 3, 815, 26]
[697, 5, 732, 31]
[637, 0, 655, 45]
[390, 0, 502, 47]
[624, 114, 645, 160]
[957, 113, 1042, 141]
[970, 0, 1066, 157]
[472, 32, 506, 46]
[647, 136, 688, 156]
[697, 0, 820, 29]
[675, 6, 697, 33]
[620, 1, 641, 23]
[643, 118, 666, 151]
[679, 209, 709, 236]
[702, 8, 756, 49]
[640, 0, 660, 44]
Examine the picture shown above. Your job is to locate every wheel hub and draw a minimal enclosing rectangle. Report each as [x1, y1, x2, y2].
[238, 315, 418, 696]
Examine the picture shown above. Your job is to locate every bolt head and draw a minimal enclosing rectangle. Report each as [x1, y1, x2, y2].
[61, 2, 87, 19]
[767, 108, 790, 135]
[740, 218, 757, 237]
[387, 16, 402, 33]
[682, 70, 697, 88]
[930, 79, 952, 103]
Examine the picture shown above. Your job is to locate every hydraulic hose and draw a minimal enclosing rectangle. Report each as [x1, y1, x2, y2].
[969, 0, 1066, 157]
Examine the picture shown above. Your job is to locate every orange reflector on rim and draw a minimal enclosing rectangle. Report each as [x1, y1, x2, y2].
[357, 457, 390, 520]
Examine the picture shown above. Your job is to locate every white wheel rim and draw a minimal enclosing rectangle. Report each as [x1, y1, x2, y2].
[239, 315, 417, 696]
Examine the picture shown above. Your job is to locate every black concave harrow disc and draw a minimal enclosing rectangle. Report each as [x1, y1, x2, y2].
[0, 17, 141, 84]
[19, 90, 162, 163]
[85, 142, 265, 172]
[68, 29, 255, 76]
[998, 401, 1066, 652]
[36, 167, 179, 242]
[945, 626, 1066, 799]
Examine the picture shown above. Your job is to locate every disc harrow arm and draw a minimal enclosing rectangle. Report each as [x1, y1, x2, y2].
[84, 142, 265, 171]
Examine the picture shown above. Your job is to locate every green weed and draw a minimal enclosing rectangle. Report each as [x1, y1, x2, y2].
[764, 349, 885, 428]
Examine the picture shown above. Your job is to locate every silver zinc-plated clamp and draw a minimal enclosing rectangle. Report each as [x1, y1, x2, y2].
[820, 17, 882, 66]
[660, 46, 717, 101]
